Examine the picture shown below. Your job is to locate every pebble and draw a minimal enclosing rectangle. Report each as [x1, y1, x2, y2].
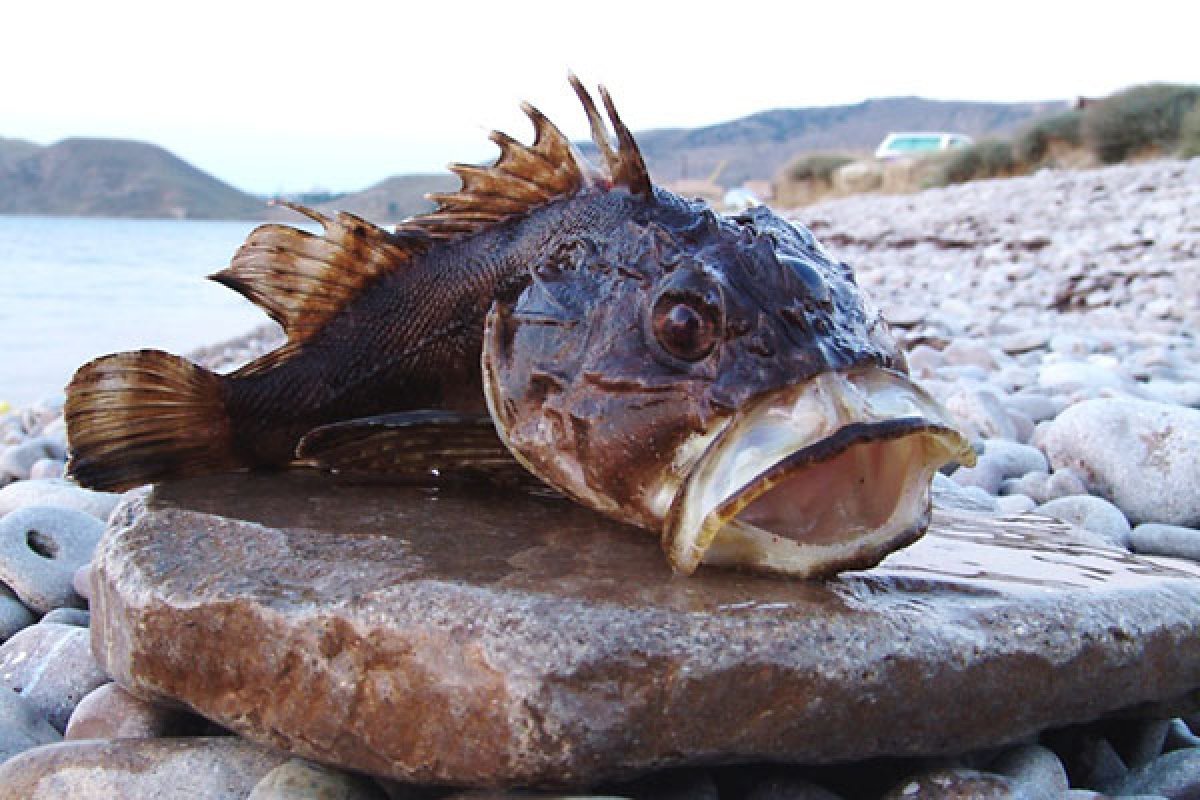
[943, 384, 1018, 441]
[1035, 398, 1200, 527]
[988, 744, 1069, 800]
[0, 736, 291, 799]
[27, 458, 64, 481]
[1035, 495, 1132, 549]
[72, 563, 93, 602]
[0, 583, 37, 641]
[65, 682, 194, 741]
[932, 474, 998, 513]
[1004, 393, 1064, 424]
[0, 479, 121, 522]
[0, 622, 110, 731]
[0, 505, 104, 612]
[0, 683, 61, 764]
[1102, 747, 1200, 798]
[1128, 523, 1200, 562]
[979, 439, 1049, 479]
[995, 494, 1037, 515]
[880, 767, 1023, 798]
[39, 608, 90, 627]
[0, 439, 59, 482]
[246, 758, 390, 800]
[1001, 469, 1088, 505]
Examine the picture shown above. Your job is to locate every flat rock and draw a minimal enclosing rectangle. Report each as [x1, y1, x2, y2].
[0, 685, 61, 765]
[0, 736, 290, 799]
[92, 473, 1200, 789]
[0, 622, 111, 732]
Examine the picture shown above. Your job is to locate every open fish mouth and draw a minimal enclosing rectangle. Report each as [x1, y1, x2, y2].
[664, 368, 975, 577]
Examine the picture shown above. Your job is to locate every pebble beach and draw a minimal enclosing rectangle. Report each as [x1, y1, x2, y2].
[1, 157, 1199, 798]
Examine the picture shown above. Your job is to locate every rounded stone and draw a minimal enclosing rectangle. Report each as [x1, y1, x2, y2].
[28, 459, 64, 481]
[0, 736, 290, 799]
[979, 440, 1049, 480]
[1035, 495, 1131, 549]
[1005, 393, 1065, 424]
[0, 582, 37, 641]
[1034, 398, 1200, 527]
[0, 439, 57, 482]
[881, 768, 1022, 798]
[39, 608, 90, 627]
[988, 744, 1069, 800]
[1038, 361, 1128, 391]
[65, 682, 189, 741]
[1101, 747, 1200, 798]
[0, 682, 62, 764]
[944, 385, 1018, 441]
[951, 457, 1006, 495]
[1129, 524, 1200, 563]
[1002, 470, 1088, 506]
[247, 758, 391, 800]
[0, 505, 104, 612]
[995, 494, 1037, 516]
[0, 479, 121, 522]
[72, 564, 93, 602]
[0, 622, 111, 732]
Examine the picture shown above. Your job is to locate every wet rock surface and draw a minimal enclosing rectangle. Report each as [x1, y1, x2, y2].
[91, 472, 1200, 788]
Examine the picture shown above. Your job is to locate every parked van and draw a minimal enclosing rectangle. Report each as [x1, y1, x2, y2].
[874, 132, 973, 160]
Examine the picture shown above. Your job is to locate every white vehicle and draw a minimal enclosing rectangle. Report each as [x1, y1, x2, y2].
[874, 132, 973, 160]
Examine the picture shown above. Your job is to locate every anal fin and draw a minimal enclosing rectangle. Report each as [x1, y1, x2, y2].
[296, 411, 537, 487]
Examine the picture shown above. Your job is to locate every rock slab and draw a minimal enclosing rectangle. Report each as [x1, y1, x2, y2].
[91, 474, 1200, 789]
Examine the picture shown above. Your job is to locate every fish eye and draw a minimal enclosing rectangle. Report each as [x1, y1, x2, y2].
[650, 274, 722, 362]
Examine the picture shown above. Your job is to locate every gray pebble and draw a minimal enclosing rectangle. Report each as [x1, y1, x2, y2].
[40, 608, 90, 627]
[944, 385, 1019, 441]
[1035, 495, 1132, 548]
[0, 479, 120, 522]
[247, 758, 389, 799]
[998, 329, 1050, 355]
[0, 622, 110, 732]
[0, 682, 61, 764]
[0, 583, 36, 641]
[1038, 360, 1129, 391]
[1102, 747, 1200, 799]
[0, 506, 104, 613]
[979, 439, 1050, 480]
[933, 474, 998, 512]
[989, 744, 1069, 800]
[1002, 469, 1087, 505]
[1108, 719, 1171, 770]
[28, 458, 65, 481]
[1034, 398, 1200, 527]
[1005, 393, 1065, 424]
[1129, 523, 1200, 562]
[0, 439, 57, 482]
[952, 457, 1006, 495]
[1165, 719, 1200, 751]
[995, 494, 1037, 515]
[72, 564, 92, 603]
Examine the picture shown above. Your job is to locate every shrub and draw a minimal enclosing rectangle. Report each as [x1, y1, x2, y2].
[785, 153, 855, 183]
[1014, 110, 1084, 164]
[1082, 83, 1200, 163]
[929, 139, 1015, 186]
[1180, 104, 1200, 159]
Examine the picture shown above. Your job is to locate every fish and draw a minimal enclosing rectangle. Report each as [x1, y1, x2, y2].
[64, 76, 974, 578]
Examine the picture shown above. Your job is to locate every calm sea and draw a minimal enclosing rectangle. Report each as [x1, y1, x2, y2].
[0, 216, 284, 409]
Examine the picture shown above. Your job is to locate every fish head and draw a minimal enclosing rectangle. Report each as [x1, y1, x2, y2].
[483, 191, 974, 578]
[481, 79, 974, 578]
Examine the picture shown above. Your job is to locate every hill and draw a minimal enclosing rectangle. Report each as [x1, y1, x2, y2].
[579, 96, 1062, 188]
[269, 173, 459, 225]
[0, 138, 266, 219]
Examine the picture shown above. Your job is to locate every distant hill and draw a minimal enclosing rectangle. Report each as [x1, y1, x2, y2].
[579, 96, 1063, 188]
[0, 138, 266, 219]
[269, 173, 459, 225]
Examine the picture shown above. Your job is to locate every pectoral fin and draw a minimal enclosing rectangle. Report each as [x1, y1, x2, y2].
[296, 411, 535, 486]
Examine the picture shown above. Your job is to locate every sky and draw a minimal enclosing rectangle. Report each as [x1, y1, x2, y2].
[3, 0, 1197, 195]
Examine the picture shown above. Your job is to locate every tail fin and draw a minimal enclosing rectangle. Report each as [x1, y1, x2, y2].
[65, 350, 245, 492]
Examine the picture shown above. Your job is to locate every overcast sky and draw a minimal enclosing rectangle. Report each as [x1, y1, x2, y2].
[4, 0, 1196, 194]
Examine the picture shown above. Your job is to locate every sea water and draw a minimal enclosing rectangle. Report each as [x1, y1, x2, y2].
[0, 215, 279, 408]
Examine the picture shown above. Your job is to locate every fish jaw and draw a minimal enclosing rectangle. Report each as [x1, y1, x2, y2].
[663, 367, 975, 577]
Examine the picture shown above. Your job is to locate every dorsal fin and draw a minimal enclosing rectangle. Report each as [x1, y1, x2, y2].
[404, 99, 595, 240]
[211, 202, 429, 347]
[569, 74, 652, 198]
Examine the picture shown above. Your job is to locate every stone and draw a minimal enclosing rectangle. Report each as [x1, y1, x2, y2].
[0, 479, 120, 522]
[942, 339, 998, 370]
[0, 583, 36, 641]
[245, 757, 388, 800]
[951, 457, 1006, 495]
[1045, 728, 1127, 790]
[880, 768, 1023, 799]
[980, 440, 1049, 479]
[1107, 719, 1171, 769]
[0, 736, 290, 799]
[71, 564, 92, 602]
[64, 682, 189, 741]
[0, 439, 56, 482]
[1034, 398, 1200, 527]
[1005, 394, 1064, 425]
[1130, 524, 1200, 563]
[988, 744, 1069, 800]
[1165, 719, 1200, 751]
[932, 474, 998, 513]
[995, 495, 1037, 516]
[1038, 361, 1128, 391]
[1101, 747, 1200, 799]
[944, 384, 1018, 441]
[39, 608, 89, 627]
[28, 459, 64, 481]
[1035, 496, 1131, 549]
[998, 330, 1051, 355]
[91, 474, 1200, 788]
[0, 685, 61, 764]
[0, 622, 110, 732]
[0, 506, 103, 612]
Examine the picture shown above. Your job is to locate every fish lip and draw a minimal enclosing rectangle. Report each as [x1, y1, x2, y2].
[662, 367, 975, 577]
